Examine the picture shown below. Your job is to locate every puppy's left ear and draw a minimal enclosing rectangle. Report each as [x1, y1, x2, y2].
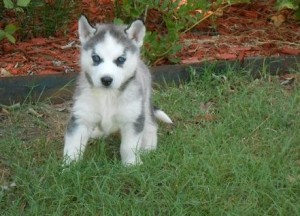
[125, 20, 146, 48]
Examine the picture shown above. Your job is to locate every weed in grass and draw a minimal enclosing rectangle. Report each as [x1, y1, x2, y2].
[1, 66, 300, 215]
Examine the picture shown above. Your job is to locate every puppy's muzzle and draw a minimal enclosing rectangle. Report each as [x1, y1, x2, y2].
[101, 76, 113, 87]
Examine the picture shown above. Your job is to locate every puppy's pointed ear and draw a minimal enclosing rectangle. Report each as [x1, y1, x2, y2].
[78, 15, 96, 44]
[125, 20, 146, 48]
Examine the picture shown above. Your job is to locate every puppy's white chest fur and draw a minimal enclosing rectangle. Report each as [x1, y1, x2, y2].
[92, 89, 119, 135]
[89, 88, 141, 135]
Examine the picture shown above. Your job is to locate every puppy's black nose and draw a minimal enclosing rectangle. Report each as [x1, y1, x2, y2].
[101, 76, 113, 87]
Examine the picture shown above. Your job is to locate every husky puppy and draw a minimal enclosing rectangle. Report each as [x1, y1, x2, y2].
[63, 16, 172, 166]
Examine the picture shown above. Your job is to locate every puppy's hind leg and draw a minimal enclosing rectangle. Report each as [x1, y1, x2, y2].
[120, 124, 144, 166]
[63, 116, 91, 165]
[141, 121, 158, 151]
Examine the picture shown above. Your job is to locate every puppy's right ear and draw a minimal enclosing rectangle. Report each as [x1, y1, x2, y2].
[78, 15, 96, 44]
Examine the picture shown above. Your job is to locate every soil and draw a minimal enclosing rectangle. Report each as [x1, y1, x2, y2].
[0, 0, 299, 77]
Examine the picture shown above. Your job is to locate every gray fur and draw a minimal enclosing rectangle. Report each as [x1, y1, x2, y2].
[150, 104, 157, 122]
[119, 71, 136, 92]
[85, 72, 93, 86]
[134, 111, 145, 134]
[67, 116, 78, 134]
[83, 25, 137, 53]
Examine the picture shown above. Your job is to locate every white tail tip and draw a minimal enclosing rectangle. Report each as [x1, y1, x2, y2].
[154, 110, 173, 124]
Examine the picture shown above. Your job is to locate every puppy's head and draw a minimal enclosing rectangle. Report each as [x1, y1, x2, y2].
[78, 16, 145, 89]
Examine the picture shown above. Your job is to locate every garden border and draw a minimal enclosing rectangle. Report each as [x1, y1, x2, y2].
[0, 56, 299, 105]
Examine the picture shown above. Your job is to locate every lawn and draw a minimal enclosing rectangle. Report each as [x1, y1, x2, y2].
[1, 66, 300, 215]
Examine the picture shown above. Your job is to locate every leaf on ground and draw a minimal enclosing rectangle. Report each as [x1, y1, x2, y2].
[28, 108, 43, 118]
[280, 73, 299, 86]
[60, 41, 75, 49]
[287, 175, 300, 184]
[0, 68, 13, 77]
[194, 113, 217, 123]
[199, 101, 214, 113]
[53, 103, 68, 112]
[214, 8, 224, 17]
[193, 101, 217, 123]
[1, 181, 16, 191]
[0, 108, 10, 114]
[270, 14, 286, 27]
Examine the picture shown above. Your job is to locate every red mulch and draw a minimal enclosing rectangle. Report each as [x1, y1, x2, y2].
[0, 1, 299, 76]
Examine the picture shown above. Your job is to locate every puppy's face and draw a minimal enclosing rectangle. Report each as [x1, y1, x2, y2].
[78, 16, 145, 90]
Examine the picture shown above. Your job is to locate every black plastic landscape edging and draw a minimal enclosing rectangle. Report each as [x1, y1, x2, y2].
[0, 56, 299, 105]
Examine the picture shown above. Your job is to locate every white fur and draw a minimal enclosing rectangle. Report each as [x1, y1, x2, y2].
[154, 110, 173, 124]
[63, 16, 172, 166]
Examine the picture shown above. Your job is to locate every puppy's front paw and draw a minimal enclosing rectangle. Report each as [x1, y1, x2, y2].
[122, 156, 143, 166]
[90, 126, 103, 139]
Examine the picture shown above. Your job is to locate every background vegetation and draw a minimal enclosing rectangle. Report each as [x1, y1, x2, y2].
[1, 0, 299, 63]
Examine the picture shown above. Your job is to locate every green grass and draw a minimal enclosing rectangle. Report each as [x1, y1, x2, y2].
[1, 67, 300, 215]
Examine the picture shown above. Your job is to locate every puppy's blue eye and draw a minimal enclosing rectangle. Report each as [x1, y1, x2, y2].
[116, 56, 126, 65]
[92, 55, 102, 65]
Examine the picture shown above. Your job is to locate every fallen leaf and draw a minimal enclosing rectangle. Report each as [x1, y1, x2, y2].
[214, 8, 223, 17]
[0, 68, 13, 77]
[199, 102, 214, 113]
[1, 108, 10, 114]
[28, 108, 43, 118]
[53, 103, 67, 112]
[0, 181, 16, 191]
[280, 77, 295, 85]
[194, 113, 217, 123]
[287, 175, 300, 183]
[270, 14, 286, 27]
[52, 60, 63, 67]
[61, 41, 75, 49]
[280, 73, 299, 85]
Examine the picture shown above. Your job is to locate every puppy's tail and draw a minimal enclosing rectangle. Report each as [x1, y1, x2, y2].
[154, 108, 173, 124]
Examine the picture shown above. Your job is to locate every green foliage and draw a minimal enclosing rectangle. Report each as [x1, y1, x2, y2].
[115, 0, 211, 64]
[276, 0, 300, 20]
[276, 0, 299, 10]
[0, 0, 77, 41]
[295, 7, 300, 20]
[115, 0, 251, 64]
[17, 0, 77, 38]
[0, 0, 31, 43]
[3, 0, 31, 11]
[0, 23, 17, 43]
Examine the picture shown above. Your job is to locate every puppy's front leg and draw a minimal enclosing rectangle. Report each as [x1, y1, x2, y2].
[63, 117, 91, 164]
[120, 125, 143, 166]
